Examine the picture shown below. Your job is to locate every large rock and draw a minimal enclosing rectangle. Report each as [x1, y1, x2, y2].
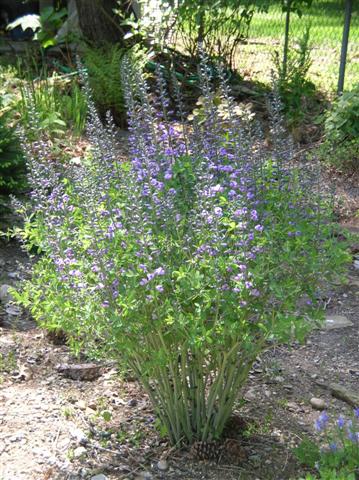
[56, 363, 102, 381]
[324, 315, 353, 330]
[310, 397, 326, 410]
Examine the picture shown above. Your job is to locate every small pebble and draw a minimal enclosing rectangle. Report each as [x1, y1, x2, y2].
[135, 472, 152, 480]
[73, 446, 87, 458]
[157, 459, 169, 471]
[127, 398, 137, 407]
[310, 397, 326, 410]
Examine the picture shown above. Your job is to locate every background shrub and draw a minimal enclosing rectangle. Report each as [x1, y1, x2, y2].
[315, 84, 359, 172]
[82, 44, 126, 126]
[325, 84, 359, 144]
[0, 103, 26, 194]
[18, 75, 88, 139]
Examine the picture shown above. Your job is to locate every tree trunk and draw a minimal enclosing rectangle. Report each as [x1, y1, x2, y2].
[75, 0, 125, 45]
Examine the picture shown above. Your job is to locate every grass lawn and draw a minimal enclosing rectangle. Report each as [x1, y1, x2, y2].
[236, 0, 359, 92]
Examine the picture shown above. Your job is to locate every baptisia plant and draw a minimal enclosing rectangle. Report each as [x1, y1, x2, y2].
[15, 55, 348, 445]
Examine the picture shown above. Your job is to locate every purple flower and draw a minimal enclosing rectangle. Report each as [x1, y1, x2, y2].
[315, 411, 329, 431]
[155, 267, 165, 276]
[214, 207, 223, 217]
[354, 407, 359, 418]
[337, 416, 345, 429]
[156, 285, 164, 292]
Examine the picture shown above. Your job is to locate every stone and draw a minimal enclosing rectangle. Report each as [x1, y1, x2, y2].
[354, 260, 359, 270]
[90, 475, 108, 480]
[349, 278, 359, 288]
[244, 387, 256, 401]
[127, 398, 137, 407]
[135, 472, 153, 480]
[286, 402, 298, 412]
[16, 364, 33, 381]
[5, 304, 22, 316]
[73, 446, 87, 459]
[310, 397, 326, 410]
[157, 459, 169, 471]
[324, 315, 353, 330]
[77, 400, 87, 410]
[69, 427, 88, 445]
[56, 363, 102, 381]
[0, 284, 12, 304]
[7, 271, 19, 279]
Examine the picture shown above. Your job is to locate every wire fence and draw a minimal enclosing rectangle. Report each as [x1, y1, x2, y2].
[234, 0, 359, 95]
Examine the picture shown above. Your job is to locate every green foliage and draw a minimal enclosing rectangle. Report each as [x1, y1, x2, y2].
[175, 0, 267, 68]
[325, 85, 359, 144]
[314, 85, 359, 172]
[0, 105, 26, 194]
[83, 45, 126, 125]
[274, 28, 317, 128]
[0, 350, 17, 373]
[299, 472, 356, 480]
[294, 437, 320, 468]
[281, 0, 313, 16]
[35, 6, 68, 48]
[314, 138, 359, 173]
[18, 75, 87, 138]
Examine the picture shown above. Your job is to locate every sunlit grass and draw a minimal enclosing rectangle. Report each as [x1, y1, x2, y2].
[237, 0, 359, 92]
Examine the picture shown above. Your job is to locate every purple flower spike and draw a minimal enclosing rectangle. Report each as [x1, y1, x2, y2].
[315, 411, 329, 431]
[337, 416, 345, 429]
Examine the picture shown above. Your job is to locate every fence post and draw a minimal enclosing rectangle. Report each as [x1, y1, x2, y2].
[282, 0, 292, 79]
[338, 0, 353, 94]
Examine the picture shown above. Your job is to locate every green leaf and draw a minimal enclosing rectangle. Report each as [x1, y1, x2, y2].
[101, 410, 112, 422]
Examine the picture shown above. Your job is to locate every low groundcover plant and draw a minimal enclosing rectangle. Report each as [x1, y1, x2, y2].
[14, 56, 348, 446]
[297, 409, 359, 479]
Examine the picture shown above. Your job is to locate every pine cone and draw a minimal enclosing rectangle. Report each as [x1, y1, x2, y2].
[190, 441, 224, 462]
[222, 438, 248, 464]
[190, 438, 247, 464]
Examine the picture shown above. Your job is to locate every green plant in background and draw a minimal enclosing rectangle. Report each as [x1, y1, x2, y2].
[314, 138, 359, 173]
[324, 85, 359, 144]
[0, 103, 26, 194]
[315, 84, 359, 172]
[59, 81, 88, 136]
[295, 410, 359, 480]
[274, 27, 318, 130]
[18, 74, 87, 138]
[83, 44, 126, 125]
[174, 0, 269, 69]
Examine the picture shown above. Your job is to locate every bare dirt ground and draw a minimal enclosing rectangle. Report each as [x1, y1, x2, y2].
[0, 175, 358, 480]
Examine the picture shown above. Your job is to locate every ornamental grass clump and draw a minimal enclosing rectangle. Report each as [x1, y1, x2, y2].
[15, 56, 348, 446]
